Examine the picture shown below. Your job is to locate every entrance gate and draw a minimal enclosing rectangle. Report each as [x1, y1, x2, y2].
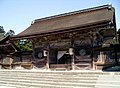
[49, 49, 72, 70]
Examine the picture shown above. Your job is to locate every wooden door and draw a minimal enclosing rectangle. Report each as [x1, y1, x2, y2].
[74, 45, 92, 70]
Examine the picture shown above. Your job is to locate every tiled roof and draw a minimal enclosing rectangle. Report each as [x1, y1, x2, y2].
[12, 5, 115, 39]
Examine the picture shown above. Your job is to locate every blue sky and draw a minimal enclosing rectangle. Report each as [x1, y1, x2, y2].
[0, 0, 120, 34]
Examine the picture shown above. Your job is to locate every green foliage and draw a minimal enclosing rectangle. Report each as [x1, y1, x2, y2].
[15, 39, 32, 51]
[5, 30, 15, 36]
[0, 26, 15, 37]
[0, 26, 32, 51]
[0, 26, 5, 37]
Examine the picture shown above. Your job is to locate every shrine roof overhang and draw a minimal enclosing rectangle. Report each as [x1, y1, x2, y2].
[0, 43, 15, 54]
[11, 50, 33, 56]
[11, 5, 116, 40]
[0, 35, 10, 44]
[93, 45, 114, 51]
[0, 36, 21, 52]
[93, 44, 120, 51]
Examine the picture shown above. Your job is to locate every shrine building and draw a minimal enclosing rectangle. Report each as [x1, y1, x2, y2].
[10, 5, 117, 70]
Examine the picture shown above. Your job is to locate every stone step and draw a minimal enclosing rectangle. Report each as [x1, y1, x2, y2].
[1, 83, 93, 88]
[0, 80, 96, 88]
[0, 75, 119, 84]
[0, 70, 120, 88]
[0, 72, 119, 76]
[0, 77, 97, 83]
[0, 76, 120, 85]
[1, 74, 120, 80]
[0, 83, 27, 88]
[0, 74, 100, 78]
[0, 70, 111, 74]
[0, 74, 110, 77]
[0, 76, 99, 81]
[0, 72, 111, 77]
[1, 77, 119, 86]
[0, 72, 102, 75]
[0, 76, 119, 82]
[0, 74, 99, 76]
[0, 73, 100, 77]
[1, 74, 119, 80]
[0, 79, 120, 88]
[95, 84, 120, 88]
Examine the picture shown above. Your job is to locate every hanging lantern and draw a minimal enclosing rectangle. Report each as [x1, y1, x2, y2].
[43, 50, 47, 57]
[69, 47, 74, 55]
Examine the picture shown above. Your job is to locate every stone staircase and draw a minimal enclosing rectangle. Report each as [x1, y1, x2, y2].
[0, 70, 120, 88]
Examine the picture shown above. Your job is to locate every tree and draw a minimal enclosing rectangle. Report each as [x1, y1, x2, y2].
[5, 30, 15, 36]
[0, 26, 15, 37]
[117, 28, 120, 43]
[0, 26, 5, 36]
[0, 26, 32, 51]
[15, 39, 32, 51]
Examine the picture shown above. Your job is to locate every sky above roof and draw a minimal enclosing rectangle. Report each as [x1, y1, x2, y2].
[0, 0, 120, 34]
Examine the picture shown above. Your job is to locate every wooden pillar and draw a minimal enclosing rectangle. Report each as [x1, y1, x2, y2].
[90, 30, 96, 70]
[20, 55, 22, 62]
[72, 51, 75, 70]
[70, 35, 75, 70]
[45, 44, 50, 70]
[114, 46, 118, 65]
[43, 38, 50, 70]
[32, 39, 35, 60]
[69, 47, 74, 70]
[29, 39, 32, 62]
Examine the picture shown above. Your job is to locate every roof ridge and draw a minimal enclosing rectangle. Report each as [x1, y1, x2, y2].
[33, 4, 112, 24]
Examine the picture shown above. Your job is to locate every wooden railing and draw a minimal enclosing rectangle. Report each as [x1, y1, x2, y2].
[93, 54, 116, 70]
[50, 64, 72, 70]
[96, 54, 115, 64]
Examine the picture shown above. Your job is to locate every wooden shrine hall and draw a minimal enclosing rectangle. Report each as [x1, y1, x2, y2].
[11, 5, 117, 70]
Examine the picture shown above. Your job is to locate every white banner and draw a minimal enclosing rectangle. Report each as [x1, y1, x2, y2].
[57, 51, 66, 60]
